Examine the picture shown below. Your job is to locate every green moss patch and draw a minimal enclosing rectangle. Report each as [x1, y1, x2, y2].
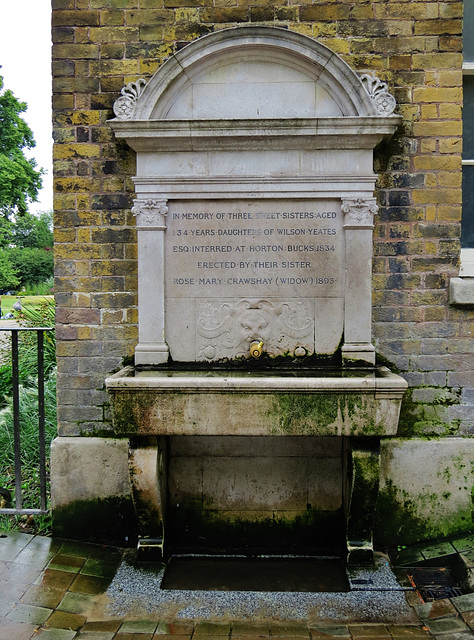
[53, 496, 138, 547]
[375, 480, 472, 547]
[167, 505, 345, 555]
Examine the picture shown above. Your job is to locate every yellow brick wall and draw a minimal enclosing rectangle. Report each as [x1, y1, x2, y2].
[52, 0, 471, 437]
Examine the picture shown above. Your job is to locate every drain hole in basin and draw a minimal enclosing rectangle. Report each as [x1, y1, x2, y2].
[160, 555, 350, 592]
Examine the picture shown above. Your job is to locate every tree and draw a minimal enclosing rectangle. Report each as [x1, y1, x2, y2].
[0, 211, 53, 290]
[7, 247, 53, 288]
[0, 252, 19, 290]
[0, 75, 43, 218]
[11, 211, 53, 249]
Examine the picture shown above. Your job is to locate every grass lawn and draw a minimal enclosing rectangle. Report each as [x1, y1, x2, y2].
[1, 295, 54, 318]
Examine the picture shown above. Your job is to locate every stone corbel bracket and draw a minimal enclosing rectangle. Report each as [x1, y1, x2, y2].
[359, 73, 397, 116]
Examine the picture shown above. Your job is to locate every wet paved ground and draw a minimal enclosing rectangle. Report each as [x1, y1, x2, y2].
[1, 530, 473, 640]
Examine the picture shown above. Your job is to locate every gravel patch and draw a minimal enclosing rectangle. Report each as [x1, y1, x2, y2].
[106, 553, 416, 624]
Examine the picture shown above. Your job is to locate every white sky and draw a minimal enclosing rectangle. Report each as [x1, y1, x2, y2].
[0, 0, 53, 214]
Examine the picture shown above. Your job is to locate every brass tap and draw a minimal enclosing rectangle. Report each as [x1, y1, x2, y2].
[250, 340, 264, 358]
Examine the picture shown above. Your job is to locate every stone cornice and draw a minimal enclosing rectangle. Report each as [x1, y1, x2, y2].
[110, 116, 402, 153]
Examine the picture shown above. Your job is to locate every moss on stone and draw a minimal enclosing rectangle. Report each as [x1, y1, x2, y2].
[397, 387, 461, 438]
[273, 392, 378, 436]
[274, 393, 339, 435]
[53, 496, 138, 547]
[168, 505, 345, 554]
[374, 479, 472, 547]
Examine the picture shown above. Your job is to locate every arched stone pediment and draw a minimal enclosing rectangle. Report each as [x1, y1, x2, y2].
[112, 26, 397, 124]
[127, 27, 377, 120]
[110, 27, 399, 155]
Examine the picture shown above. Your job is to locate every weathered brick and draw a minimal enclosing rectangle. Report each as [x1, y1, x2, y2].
[338, 20, 388, 38]
[200, 7, 248, 22]
[412, 188, 461, 205]
[125, 9, 174, 24]
[52, 10, 100, 26]
[414, 156, 461, 171]
[414, 19, 461, 36]
[53, 77, 101, 93]
[53, 44, 100, 59]
[56, 308, 100, 325]
[98, 59, 140, 75]
[52, 0, 75, 8]
[250, 6, 274, 21]
[300, 5, 350, 21]
[89, 26, 140, 41]
[373, 3, 432, 19]
[274, 6, 299, 21]
[100, 10, 125, 26]
[91, 0, 138, 7]
[53, 143, 101, 160]
[413, 86, 462, 102]
[412, 52, 463, 69]
[90, 292, 137, 308]
[53, 128, 76, 144]
[439, 35, 462, 51]
[57, 405, 104, 422]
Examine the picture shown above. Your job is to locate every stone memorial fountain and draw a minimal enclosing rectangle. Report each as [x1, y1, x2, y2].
[106, 26, 407, 565]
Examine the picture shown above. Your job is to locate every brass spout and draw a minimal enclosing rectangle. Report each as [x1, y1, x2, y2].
[250, 340, 264, 358]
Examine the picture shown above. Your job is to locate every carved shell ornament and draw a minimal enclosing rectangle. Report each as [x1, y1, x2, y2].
[360, 73, 397, 116]
[113, 79, 147, 120]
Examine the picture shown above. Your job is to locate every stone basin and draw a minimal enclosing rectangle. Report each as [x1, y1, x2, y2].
[106, 365, 407, 437]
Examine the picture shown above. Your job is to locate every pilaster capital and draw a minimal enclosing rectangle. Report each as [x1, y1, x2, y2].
[132, 198, 168, 230]
[342, 197, 378, 229]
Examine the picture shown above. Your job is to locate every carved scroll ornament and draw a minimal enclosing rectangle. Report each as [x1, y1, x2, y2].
[113, 79, 147, 120]
[360, 73, 396, 116]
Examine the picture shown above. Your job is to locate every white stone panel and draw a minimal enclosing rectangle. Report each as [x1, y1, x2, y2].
[50, 437, 131, 507]
[202, 457, 308, 511]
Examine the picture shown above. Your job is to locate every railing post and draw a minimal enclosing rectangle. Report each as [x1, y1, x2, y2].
[11, 330, 22, 511]
[0, 326, 53, 516]
[37, 330, 47, 511]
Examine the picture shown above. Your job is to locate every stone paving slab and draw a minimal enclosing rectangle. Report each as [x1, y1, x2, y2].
[1, 531, 474, 639]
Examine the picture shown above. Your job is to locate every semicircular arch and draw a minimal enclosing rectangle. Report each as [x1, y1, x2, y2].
[133, 26, 377, 120]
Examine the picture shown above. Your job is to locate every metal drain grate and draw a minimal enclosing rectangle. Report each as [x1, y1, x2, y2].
[407, 566, 464, 602]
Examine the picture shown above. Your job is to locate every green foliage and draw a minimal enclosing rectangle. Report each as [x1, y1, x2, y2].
[23, 277, 54, 296]
[0, 363, 14, 409]
[15, 299, 56, 375]
[8, 211, 53, 249]
[0, 373, 57, 475]
[0, 76, 43, 219]
[0, 299, 56, 407]
[0, 251, 19, 290]
[0, 210, 53, 290]
[5, 247, 53, 288]
[0, 298, 56, 534]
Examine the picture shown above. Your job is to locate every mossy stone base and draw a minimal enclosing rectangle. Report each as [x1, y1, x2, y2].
[52, 496, 138, 547]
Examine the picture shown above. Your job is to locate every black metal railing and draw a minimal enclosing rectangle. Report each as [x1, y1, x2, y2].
[0, 327, 53, 515]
